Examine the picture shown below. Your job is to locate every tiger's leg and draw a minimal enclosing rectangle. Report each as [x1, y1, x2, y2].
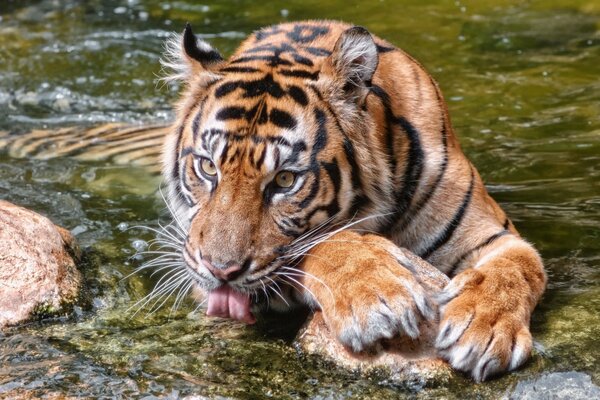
[295, 230, 435, 352]
[435, 235, 546, 381]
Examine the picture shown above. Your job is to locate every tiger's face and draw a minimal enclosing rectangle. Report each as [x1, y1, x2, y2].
[162, 23, 382, 315]
[177, 90, 344, 293]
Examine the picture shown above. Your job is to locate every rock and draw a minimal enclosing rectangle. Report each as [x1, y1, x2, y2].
[505, 372, 600, 400]
[296, 244, 452, 383]
[0, 200, 82, 329]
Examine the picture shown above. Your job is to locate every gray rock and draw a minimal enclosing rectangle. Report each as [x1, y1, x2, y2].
[0, 200, 82, 329]
[505, 371, 600, 400]
[296, 245, 451, 383]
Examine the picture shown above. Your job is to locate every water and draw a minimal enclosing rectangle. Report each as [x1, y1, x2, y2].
[0, 0, 599, 398]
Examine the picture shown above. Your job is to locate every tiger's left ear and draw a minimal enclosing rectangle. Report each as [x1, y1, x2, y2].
[161, 23, 224, 84]
[322, 26, 378, 99]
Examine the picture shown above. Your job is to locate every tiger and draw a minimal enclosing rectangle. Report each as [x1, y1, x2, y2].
[157, 20, 546, 382]
[0, 20, 547, 382]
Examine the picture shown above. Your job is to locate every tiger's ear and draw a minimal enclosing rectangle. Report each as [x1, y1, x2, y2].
[161, 23, 223, 84]
[322, 26, 378, 99]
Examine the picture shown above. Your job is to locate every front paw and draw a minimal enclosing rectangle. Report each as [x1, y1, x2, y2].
[436, 269, 534, 381]
[323, 257, 435, 352]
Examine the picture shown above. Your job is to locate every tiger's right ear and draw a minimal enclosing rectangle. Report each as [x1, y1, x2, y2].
[161, 23, 223, 84]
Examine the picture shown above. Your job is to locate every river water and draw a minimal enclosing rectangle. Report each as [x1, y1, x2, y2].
[0, 0, 599, 398]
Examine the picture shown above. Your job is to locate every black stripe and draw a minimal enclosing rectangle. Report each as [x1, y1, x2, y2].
[305, 46, 331, 56]
[395, 114, 448, 232]
[191, 101, 206, 140]
[342, 138, 362, 192]
[218, 141, 229, 165]
[254, 145, 267, 169]
[503, 218, 510, 230]
[273, 146, 281, 170]
[448, 230, 511, 277]
[216, 106, 246, 121]
[288, 217, 305, 228]
[215, 74, 286, 99]
[322, 160, 342, 196]
[230, 55, 292, 66]
[180, 157, 196, 207]
[311, 109, 328, 154]
[369, 85, 397, 189]
[292, 53, 314, 66]
[220, 66, 260, 73]
[215, 81, 239, 98]
[381, 115, 425, 234]
[287, 85, 309, 106]
[321, 159, 342, 217]
[419, 168, 475, 259]
[269, 108, 297, 129]
[278, 69, 319, 80]
[297, 175, 319, 209]
[296, 109, 328, 208]
[287, 140, 307, 165]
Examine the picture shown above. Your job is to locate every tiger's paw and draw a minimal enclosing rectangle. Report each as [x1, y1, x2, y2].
[435, 268, 533, 382]
[328, 272, 435, 352]
[322, 256, 435, 353]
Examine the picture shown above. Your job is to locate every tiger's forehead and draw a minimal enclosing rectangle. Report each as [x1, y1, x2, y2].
[184, 73, 316, 172]
[195, 126, 309, 173]
[200, 72, 313, 135]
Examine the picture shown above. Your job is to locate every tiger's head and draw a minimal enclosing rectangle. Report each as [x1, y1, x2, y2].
[161, 23, 388, 321]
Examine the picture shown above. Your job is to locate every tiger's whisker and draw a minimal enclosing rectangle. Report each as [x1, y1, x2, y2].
[275, 272, 323, 311]
[128, 268, 188, 316]
[170, 279, 195, 317]
[263, 276, 290, 307]
[280, 265, 334, 302]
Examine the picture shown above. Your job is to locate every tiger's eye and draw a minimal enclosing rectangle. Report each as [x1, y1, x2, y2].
[274, 171, 296, 188]
[201, 158, 217, 176]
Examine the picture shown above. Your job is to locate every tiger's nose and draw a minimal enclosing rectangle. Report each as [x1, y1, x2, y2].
[202, 260, 246, 281]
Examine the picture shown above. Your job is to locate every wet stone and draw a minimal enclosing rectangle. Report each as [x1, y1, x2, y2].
[505, 371, 600, 399]
[0, 200, 82, 329]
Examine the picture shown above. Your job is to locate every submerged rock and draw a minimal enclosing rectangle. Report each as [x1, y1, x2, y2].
[505, 371, 600, 399]
[297, 246, 451, 383]
[0, 200, 82, 329]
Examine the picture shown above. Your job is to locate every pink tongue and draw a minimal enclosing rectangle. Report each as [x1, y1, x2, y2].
[206, 286, 255, 324]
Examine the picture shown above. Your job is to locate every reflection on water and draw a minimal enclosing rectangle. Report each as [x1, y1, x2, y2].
[0, 0, 599, 398]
